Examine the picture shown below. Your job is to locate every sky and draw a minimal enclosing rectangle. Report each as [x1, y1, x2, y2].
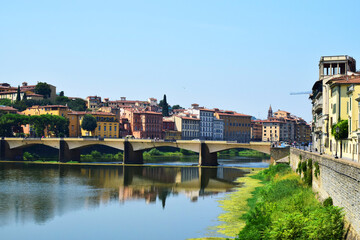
[1, 0, 360, 122]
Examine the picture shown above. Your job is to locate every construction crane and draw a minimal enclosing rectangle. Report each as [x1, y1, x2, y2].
[290, 91, 312, 95]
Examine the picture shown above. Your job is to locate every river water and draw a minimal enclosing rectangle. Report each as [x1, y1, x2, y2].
[0, 157, 269, 240]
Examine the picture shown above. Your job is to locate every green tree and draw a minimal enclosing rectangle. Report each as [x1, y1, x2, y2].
[161, 94, 169, 117]
[332, 119, 348, 158]
[34, 82, 51, 99]
[59, 91, 64, 97]
[16, 86, 21, 102]
[0, 99, 12, 106]
[23, 92, 27, 101]
[172, 104, 182, 110]
[81, 114, 97, 136]
[68, 98, 87, 111]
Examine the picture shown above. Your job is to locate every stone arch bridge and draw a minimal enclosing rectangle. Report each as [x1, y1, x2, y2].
[0, 138, 289, 166]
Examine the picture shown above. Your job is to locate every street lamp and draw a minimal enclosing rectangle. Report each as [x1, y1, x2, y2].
[335, 127, 339, 158]
[319, 131, 322, 155]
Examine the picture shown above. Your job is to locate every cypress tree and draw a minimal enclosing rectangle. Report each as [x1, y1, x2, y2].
[23, 92, 27, 101]
[16, 86, 21, 102]
[162, 94, 169, 117]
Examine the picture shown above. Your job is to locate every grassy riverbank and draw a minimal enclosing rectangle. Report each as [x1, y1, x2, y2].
[236, 164, 344, 239]
[191, 164, 344, 240]
[218, 149, 270, 158]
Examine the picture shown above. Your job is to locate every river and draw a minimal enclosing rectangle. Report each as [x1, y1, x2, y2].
[0, 157, 270, 240]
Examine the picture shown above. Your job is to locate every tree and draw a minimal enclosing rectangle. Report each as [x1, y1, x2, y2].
[68, 98, 87, 111]
[16, 86, 21, 102]
[332, 119, 348, 158]
[23, 92, 27, 101]
[0, 99, 12, 106]
[161, 94, 169, 117]
[34, 82, 51, 99]
[81, 114, 97, 136]
[172, 105, 182, 110]
[59, 91, 64, 97]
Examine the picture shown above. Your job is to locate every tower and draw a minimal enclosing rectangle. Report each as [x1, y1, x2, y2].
[267, 105, 273, 119]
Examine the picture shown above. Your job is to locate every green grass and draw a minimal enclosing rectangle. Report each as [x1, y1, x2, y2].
[236, 164, 344, 240]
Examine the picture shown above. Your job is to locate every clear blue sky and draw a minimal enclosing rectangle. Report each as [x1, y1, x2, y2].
[1, 0, 360, 121]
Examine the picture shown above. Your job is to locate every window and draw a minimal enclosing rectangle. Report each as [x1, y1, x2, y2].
[104, 126, 106, 131]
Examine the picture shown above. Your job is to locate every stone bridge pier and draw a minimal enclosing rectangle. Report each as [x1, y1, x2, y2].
[59, 140, 81, 162]
[0, 139, 23, 161]
[123, 141, 144, 164]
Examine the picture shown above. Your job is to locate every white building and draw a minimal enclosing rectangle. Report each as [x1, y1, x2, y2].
[213, 117, 224, 140]
[187, 104, 215, 140]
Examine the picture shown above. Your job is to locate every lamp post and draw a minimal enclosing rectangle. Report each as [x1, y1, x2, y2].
[335, 127, 339, 159]
[319, 131, 322, 155]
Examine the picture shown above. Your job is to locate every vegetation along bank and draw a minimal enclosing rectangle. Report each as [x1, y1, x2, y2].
[192, 164, 345, 240]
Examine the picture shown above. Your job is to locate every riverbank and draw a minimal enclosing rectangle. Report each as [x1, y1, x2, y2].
[192, 164, 345, 240]
[20, 148, 268, 163]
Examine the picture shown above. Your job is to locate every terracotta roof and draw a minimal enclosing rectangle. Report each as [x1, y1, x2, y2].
[179, 116, 200, 121]
[198, 108, 215, 112]
[28, 105, 69, 109]
[69, 111, 115, 116]
[216, 112, 251, 117]
[0, 106, 18, 111]
[328, 75, 360, 84]
[261, 120, 283, 123]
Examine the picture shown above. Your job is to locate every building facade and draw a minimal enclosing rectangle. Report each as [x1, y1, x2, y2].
[251, 120, 263, 141]
[121, 109, 163, 139]
[214, 111, 251, 143]
[187, 107, 215, 140]
[213, 117, 224, 140]
[68, 111, 119, 138]
[310, 55, 357, 154]
[174, 116, 200, 140]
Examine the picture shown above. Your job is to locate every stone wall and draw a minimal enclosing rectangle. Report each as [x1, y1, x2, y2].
[270, 146, 290, 161]
[290, 148, 360, 240]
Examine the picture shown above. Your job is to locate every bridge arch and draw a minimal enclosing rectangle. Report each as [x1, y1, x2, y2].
[4, 138, 60, 150]
[204, 142, 271, 155]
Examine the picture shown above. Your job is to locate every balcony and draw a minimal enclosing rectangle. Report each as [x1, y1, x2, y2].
[312, 98, 323, 113]
[313, 120, 323, 133]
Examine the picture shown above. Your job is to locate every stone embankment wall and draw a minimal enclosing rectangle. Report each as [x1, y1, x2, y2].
[290, 148, 360, 240]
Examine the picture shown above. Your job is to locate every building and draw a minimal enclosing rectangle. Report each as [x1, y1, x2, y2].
[213, 117, 224, 140]
[21, 82, 57, 101]
[261, 108, 311, 144]
[121, 109, 163, 139]
[322, 74, 360, 161]
[214, 110, 251, 143]
[108, 97, 150, 109]
[188, 105, 215, 140]
[86, 96, 102, 110]
[262, 119, 283, 142]
[68, 111, 119, 138]
[251, 120, 263, 141]
[310, 55, 357, 154]
[173, 115, 200, 140]
[22, 105, 71, 118]
[0, 82, 56, 102]
[0, 106, 18, 114]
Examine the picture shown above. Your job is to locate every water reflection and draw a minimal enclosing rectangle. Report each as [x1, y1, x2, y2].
[0, 163, 249, 227]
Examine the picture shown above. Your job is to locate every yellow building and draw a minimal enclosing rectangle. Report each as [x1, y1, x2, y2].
[68, 111, 119, 138]
[163, 130, 182, 140]
[22, 105, 71, 118]
[324, 75, 360, 162]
